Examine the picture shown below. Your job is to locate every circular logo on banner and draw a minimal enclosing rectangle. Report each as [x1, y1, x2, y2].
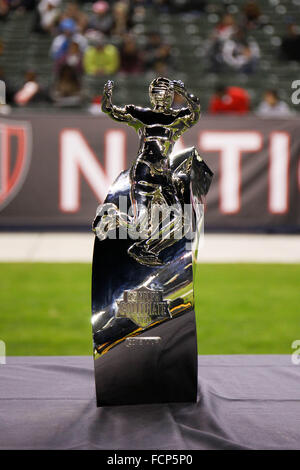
[0, 120, 32, 212]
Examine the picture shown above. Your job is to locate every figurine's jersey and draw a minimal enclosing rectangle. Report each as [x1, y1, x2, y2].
[125, 105, 192, 159]
[102, 97, 200, 211]
[114, 105, 194, 207]
[123, 105, 194, 197]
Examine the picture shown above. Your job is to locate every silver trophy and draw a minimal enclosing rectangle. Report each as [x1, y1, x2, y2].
[91, 77, 213, 406]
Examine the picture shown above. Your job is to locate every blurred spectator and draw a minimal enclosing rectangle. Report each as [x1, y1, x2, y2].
[207, 14, 237, 71]
[111, 1, 132, 36]
[119, 34, 143, 74]
[153, 44, 172, 74]
[51, 63, 82, 107]
[83, 32, 120, 76]
[208, 85, 250, 114]
[144, 32, 172, 73]
[256, 90, 293, 117]
[50, 18, 87, 62]
[14, 71, 48, 106]
[153, 0, 206, 14]
[0, 67, 14, 104]
[87, 1, 113, 36]
[222, 30, 260, 74]
[88, 94, 103, 114]
[56, 38, 83, 77]
[174, 0, 206, 14]
[60, 2, 88, 33]
[37, 0, 61, 33]
[8, 0, 36, 12]
[0, 0, 9, 21]
[213, 13, 236, 42]
[280, 23, 300, 62]
[242, 1, 261, 30]
[153, 0, 171, 13]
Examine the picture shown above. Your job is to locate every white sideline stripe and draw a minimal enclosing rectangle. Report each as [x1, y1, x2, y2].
[0, 233, 299, 263]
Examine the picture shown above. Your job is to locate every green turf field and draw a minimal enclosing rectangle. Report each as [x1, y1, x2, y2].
[0, 263, 299, 355]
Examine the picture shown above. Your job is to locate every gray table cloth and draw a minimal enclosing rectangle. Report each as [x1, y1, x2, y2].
[0, 355, 299, 450]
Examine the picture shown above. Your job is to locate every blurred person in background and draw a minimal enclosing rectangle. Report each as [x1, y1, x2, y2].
[0, 0, 9, 21]
[88, 94, 103, 114]
[153, 0, 206, 14]
[256, 89, 293, 117]
[56, 38, 83, 77]
[208, 85, 250, 114]
[111, 1, 132, 36]
[241, 0, 261, 30]
[87, 1, 113, 36]
[0, 67, 14, 105]
[207, 13, 237, 71]
[83, 31, 120, 76]
[152, 0, 171, 13]
[119, 34, 143, 74]
[37, 0, 61, 33]
[51, 63, 82, 107]
[7, 0, 36, 13]
[222, 29, 260, 74]
[174, 0, 206, 14]
[50, 17, 87, 62]
[14, 70, 49, 106]
[59, 1, 88, 33]
[143, 31, 172, 73]
[152, 43, 172, 75]
[280, 22, 300, 62]
[143, 32, 162, 67]
[0, 36, 13, 103]
[213, 13, 236, 42]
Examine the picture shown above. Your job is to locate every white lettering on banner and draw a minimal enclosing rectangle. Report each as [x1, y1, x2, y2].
[269, 132, 290, 214]
[58, 128, 295, 216]
[60, 129, 125, 212]
[199, 131, 262, 214]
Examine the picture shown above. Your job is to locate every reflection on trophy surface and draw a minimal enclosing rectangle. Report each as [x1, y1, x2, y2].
[91, 77, 213, 406]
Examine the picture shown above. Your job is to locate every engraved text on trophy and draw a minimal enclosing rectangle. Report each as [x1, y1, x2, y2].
[116, 287, 170, 328]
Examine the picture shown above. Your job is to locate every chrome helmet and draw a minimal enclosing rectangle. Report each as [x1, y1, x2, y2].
[149, 77, 174, 109]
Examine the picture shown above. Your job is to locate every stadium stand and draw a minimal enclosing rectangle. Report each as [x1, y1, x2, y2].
[0, 0, 300, 112]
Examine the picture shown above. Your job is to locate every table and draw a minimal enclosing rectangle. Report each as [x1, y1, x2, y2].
[0, 355, 299, 450]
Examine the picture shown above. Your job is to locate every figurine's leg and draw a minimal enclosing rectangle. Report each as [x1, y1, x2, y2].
[128, 180, 166, 265]
[141, 183, 184, 259]
[128, 182, 186, 266]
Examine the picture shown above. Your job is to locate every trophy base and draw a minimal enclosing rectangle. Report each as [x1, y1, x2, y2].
[92, 235, 198, 407]
[94, 309, 198, 407]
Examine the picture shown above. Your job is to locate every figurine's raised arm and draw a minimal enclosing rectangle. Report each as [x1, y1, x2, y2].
[101, 80, 140, 129]
[173, 80, 201, 128]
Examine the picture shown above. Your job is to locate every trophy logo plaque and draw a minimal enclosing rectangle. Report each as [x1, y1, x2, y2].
[91, 78, 213, 406]
[116, 287, 170, 328]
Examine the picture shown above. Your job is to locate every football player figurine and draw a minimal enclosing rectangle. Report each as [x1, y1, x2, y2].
[101, 77, 201, 266]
